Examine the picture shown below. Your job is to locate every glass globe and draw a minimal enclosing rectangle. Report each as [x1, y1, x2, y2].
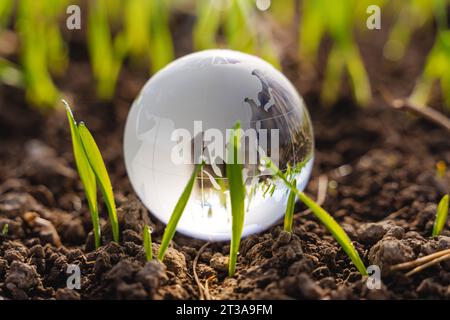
[124, 49, 314, 241]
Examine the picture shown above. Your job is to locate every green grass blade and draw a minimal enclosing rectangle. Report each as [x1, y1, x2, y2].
[265, 159, 368, 276]
[1, 223, 8, 236]
[17, 0, 60, 109]
[0, 0, 13, 28]
[78, 122, 119, 243]
[346, 45, 371, 106]
[193, 0, 221, 50]
[149, 0, 174, 72]
[158, 163, 203, 261]
[143, 225, 153, 261]
[87, 0, 122, 99]
[432, 194, 449, 236]
[123, 0, 151, 60]
[227, 121, 246, 277]
[284, 179, 297, 233]
[63, 101, 101, 249]
[0, 58, 24, 88]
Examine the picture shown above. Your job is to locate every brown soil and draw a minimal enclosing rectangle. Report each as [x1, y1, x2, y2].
[0, 12, 449, 300]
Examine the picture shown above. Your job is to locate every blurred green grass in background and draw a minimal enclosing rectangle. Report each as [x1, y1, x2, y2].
[0, 0, 448, 110]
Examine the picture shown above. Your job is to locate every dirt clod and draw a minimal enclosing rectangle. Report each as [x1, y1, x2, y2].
[136, 260, 168, 292]
[5, 261, 40, 299]
[55, 288, 81, 300]
[210, 253, 229, 273]
[369, 237, 415, 271]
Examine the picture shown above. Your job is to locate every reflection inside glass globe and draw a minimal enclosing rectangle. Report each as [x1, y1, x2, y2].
[124, 49, 314, 241]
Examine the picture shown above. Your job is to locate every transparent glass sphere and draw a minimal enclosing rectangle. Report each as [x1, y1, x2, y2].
[124, 49, 314, 241]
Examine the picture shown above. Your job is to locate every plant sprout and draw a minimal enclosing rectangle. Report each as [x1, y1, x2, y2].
[264, 158, 368, 276]
[193, 0, 280, 68]
[283, 160, 311, 232]
[123, 0, 152, 67]
[148, 0, 174, 73]
[411, 29, 450, 108]
[1, 223, 8, 236]
[64, 100, 119, 247]
[227, 122, 246, 277]
[143, 225, 153, 261]
[78, 122, 120, 242]
[65, 101, 100, 248]
[269, 0, 295, 25]
[158, 162, 204, 261]
[432, 194, 449, 237]
[402, 0, 450, 108]
[284, 178, 297, 233]
[193, 0, 222, 51]
[1, 0, 448, 111]
[0, 0, 13, 28]
[87, 0, 174, 98]
[299, 0, 372, 106]
[87, 0, 125, 100]
[383, 0, 435, 62]
[0, 0, 68, 108]
[0, 58, 23, 88]
[16, 0, 66, 108]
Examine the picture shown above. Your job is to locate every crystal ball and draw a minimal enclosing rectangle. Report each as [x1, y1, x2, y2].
[124, 49, 314, 241]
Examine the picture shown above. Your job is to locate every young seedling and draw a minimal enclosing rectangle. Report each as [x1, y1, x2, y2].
[193, 0, 279, 68]
[299, 0, 371, 106]
[284, 178, 297, 233]
[432, 194, 449, 237]
[143, 225, 153, 261]
[0, 58, 24, 88]
[227, 122, 246, 277]
[64, 100, 119, 247]
[64, 101, 101, 248]
[409, 2, 450, 108]
[148, 0, 174, 73]
[1, 223, 8, 236]
[158, 162, 204, 261]
[17, 0, 67, 108]
[264, 158, 368, 276]
[193, 0, 221, 50]
[0, 0, 13, 28]
[283, 160, 311, 232]
[78, 122, 119, 243]
[87, 0, 125, 99]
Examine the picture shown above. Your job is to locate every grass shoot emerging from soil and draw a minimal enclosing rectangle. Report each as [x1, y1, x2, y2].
[78, 122, 120, 243]
[264, 158, 368, 276]
[64, 100, 100, 248]
[143, 225, 153, 261]
[226, 121, 246, 277]
[284, 178, 297, 233]
[158, 162, 204, 261]
[432, 194, 449, 237]
[1, 223, 8, 236]
[63, 100, 119, 247]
